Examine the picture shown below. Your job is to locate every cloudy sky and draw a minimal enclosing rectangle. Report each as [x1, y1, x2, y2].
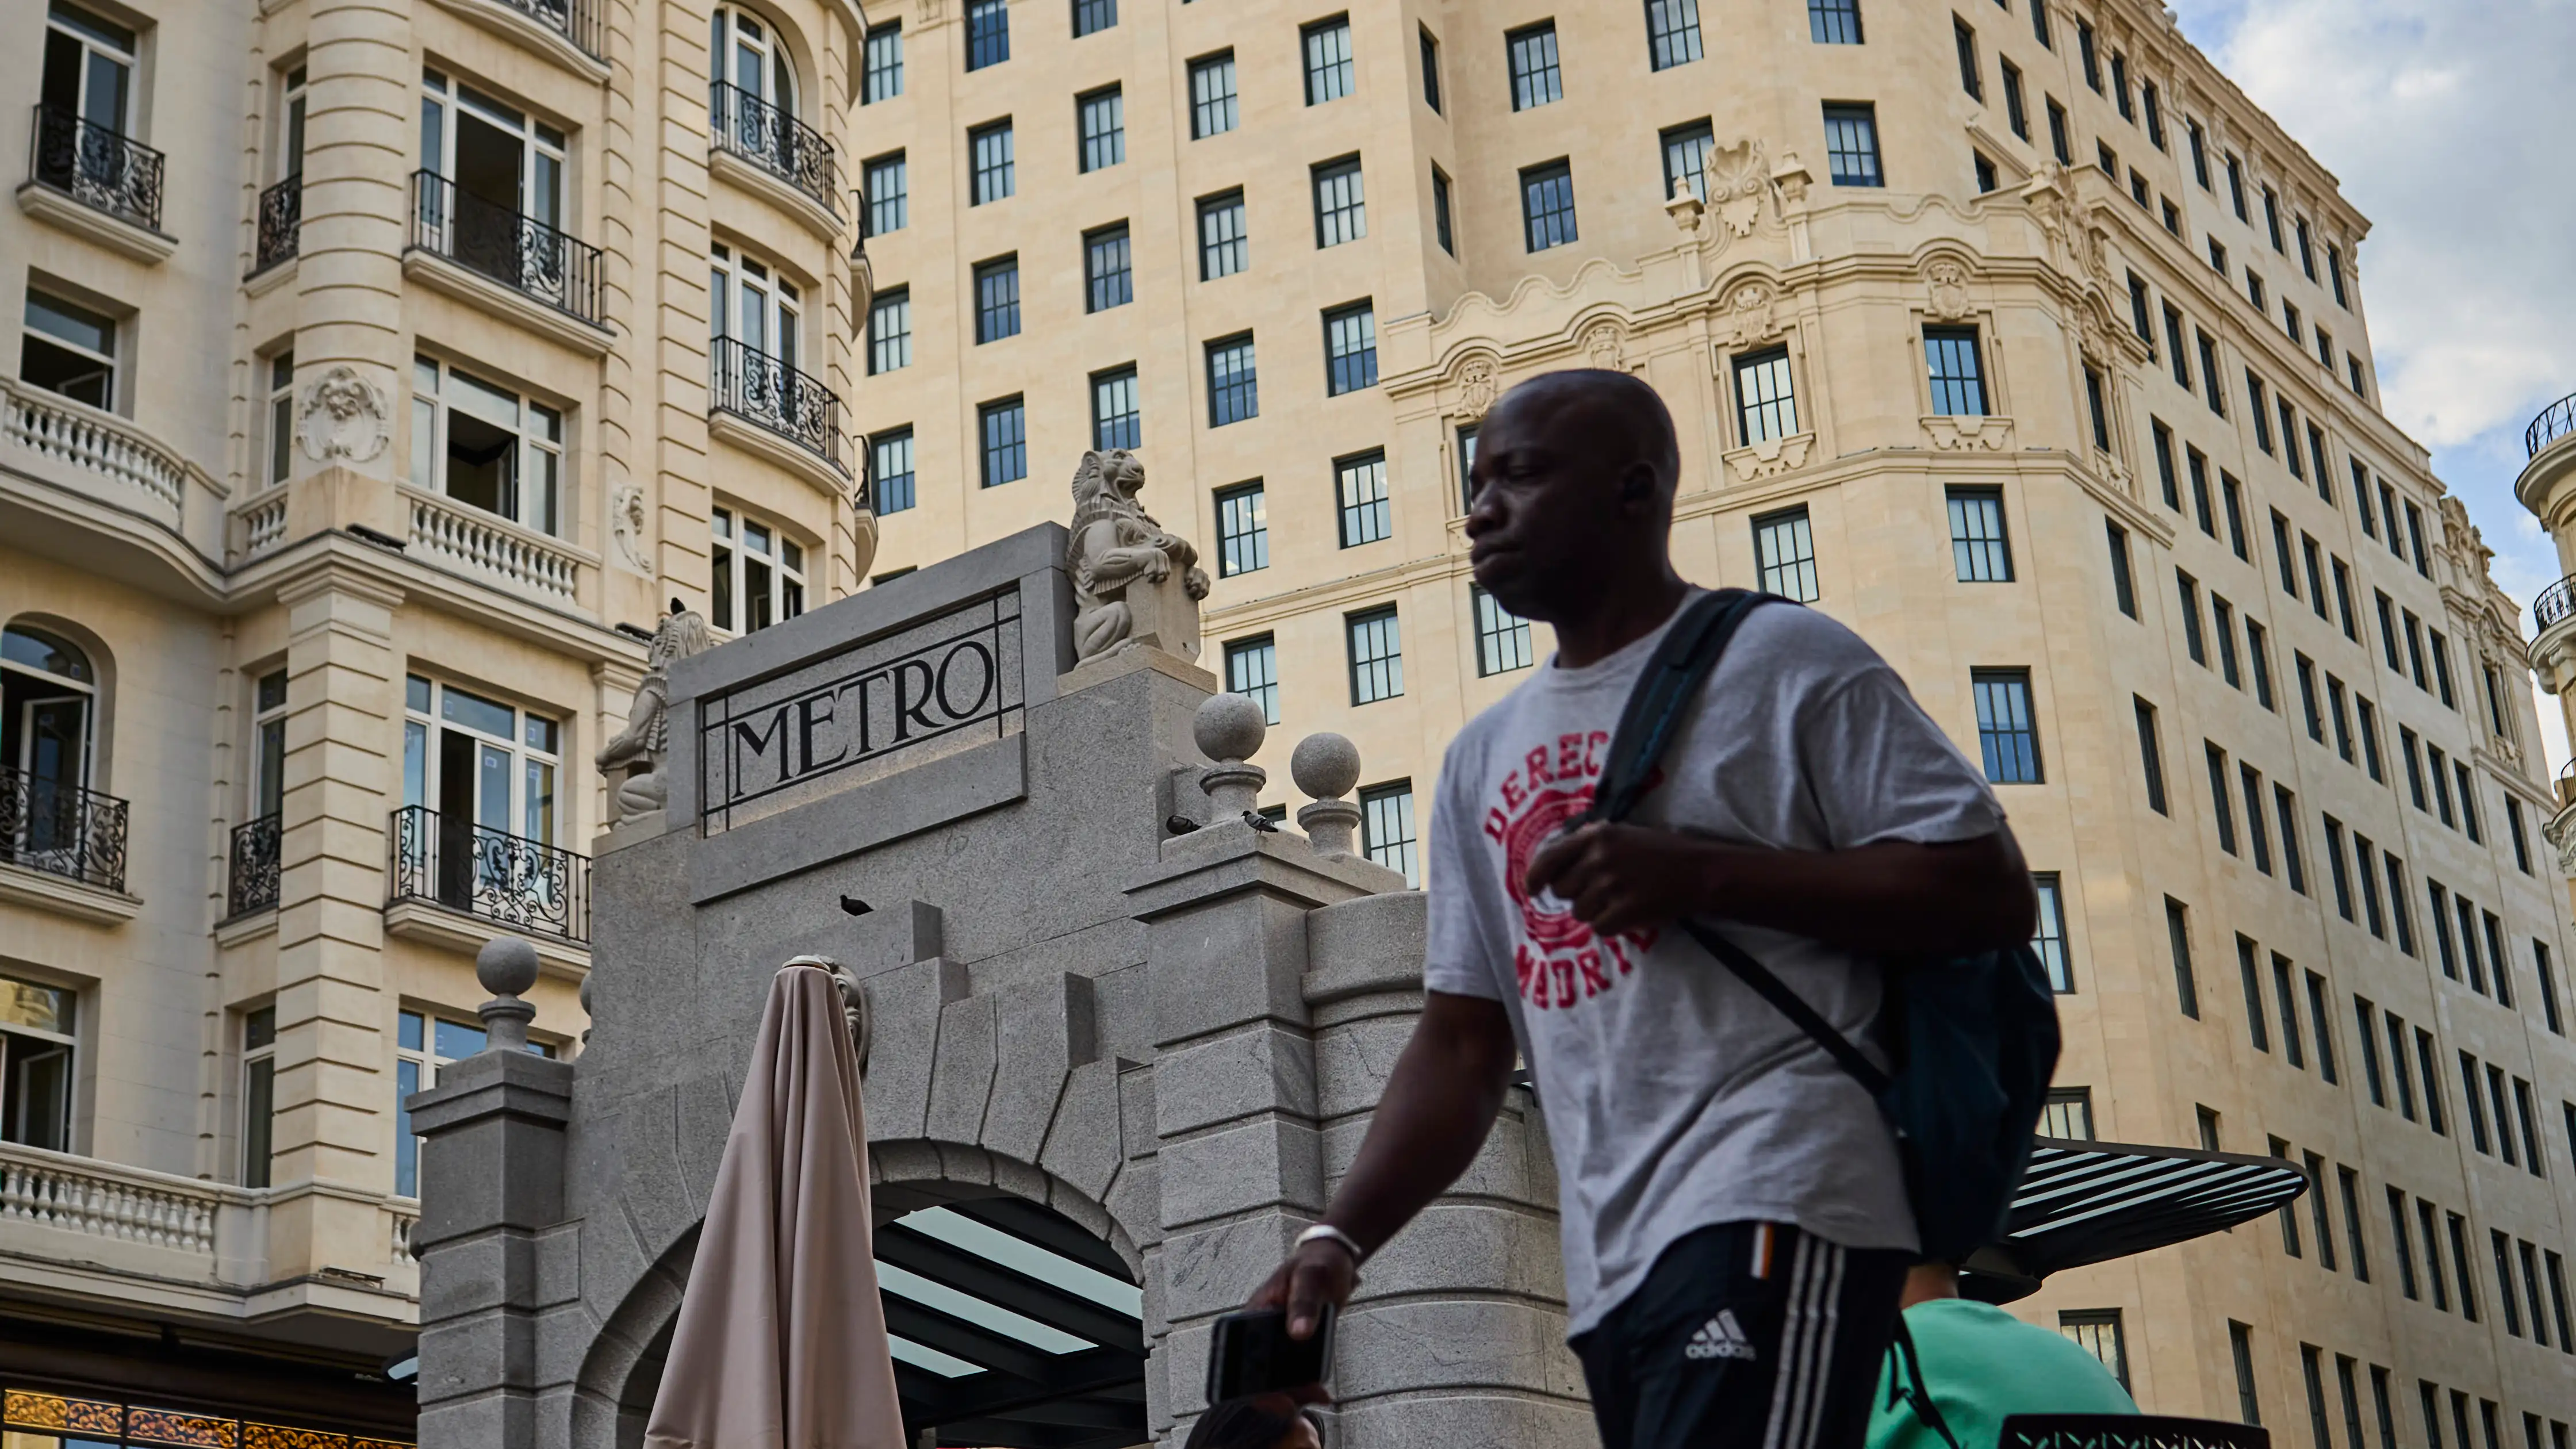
[2164, 0, 2576, 763]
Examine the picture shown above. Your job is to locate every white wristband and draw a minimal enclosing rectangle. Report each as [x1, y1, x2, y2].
[1296, 1224, 1368, 1266]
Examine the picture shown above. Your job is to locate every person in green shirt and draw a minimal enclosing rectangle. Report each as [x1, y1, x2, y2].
[1870, 1263, 2140, 1449]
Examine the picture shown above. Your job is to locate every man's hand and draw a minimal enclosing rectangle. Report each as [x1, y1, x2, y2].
[1247, 1239, 1359, 1343]
[1524, 822, 1716, 937]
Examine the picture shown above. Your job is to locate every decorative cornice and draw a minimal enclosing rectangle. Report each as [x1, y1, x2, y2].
[14, 182, 176, 264]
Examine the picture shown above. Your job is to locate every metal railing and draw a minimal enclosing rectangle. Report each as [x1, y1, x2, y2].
[227, 813, 281, 919]
[2528, 392, 2576, 460]
[1, 764, 129, 894]
[711, 336, 848, 474]
[254, 174, 300, 273]
[409, 170, 605, 327]
[709, 82, 842, 218]
[386, 804, 587, 942]
[2533, 573, 2576, 634]
[27, 103, 164, 234]
[480, 0, 603, 59]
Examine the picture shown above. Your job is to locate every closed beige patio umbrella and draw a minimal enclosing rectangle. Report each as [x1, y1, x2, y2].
[646, 959, 907, 1449]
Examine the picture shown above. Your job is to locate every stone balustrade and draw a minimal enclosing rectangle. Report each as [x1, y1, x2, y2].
[404, 487, 582, 603]
[234, 490, 290, 561]
[0, 1142, 232, 1255]
[1, 377, 191, 528]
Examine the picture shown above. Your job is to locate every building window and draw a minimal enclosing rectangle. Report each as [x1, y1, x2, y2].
[2164, 897, 2197, 1016]
[1091, 366, 1140, 451]
[1507, 22, 1563, 110]
[2034, 874, 2073, 992]
[1823, 103, 1883, 187]
[21, 288, 118, 411]
[1420, 27, 1442, 111]
[969, 120, 1015, 204]
[1216, 482, 1268, 577]
[249, 669, 288, 825]
[1646, 0, 1703, 70]
[2107, 520, 2137, 619]
[1955, 18, 1982, 100]
[1948, 487, 2013, 582]
[1432, 165, 1456, 255]
[1206, 334, 1258, 425]
[1324, 301, 1379, 396]
[1086, 224, 1133, 312]
[1973, 669, 2040, 784]
[410, 355, 564, 536]
[2003, 60, 2030, 139]
[1200, 190, 1249, 279]
[1337, 451, 1391, 547]
[868, 288, 911, 375]
[1474, 585, 1534, 676]
[1078, 86, 1125, 172]
[2144, 82, 2165, 148]
[864, 151, 907, 235]
[2061, 1313, 2128, 1392]
[239, 1006, 276, 1187]
[863, 23, 904, 102]
[1972, 151, 1998, 196]
[979, 396, 1026, 487]
[1754, 507, 1819, 603]
[1304, 17, 1355, 105]
[0, 972, 75, 1153]
[2077, 19, 2101, 90]
[1225, 635, 1278, 723]
[1362, 781, 1419, 885]
[263, 349, 296, 486]
[2199, 331, 2226, 414]
[2048, 98, 2071, 165]
[1520, 160, 1578, 251]
[1924, 327, 1987, 416]
[973, 255, 1021, 343]
[871, 429, 915, 513]
[1313, 157, 1367, 246]
[1662, 121, 1717, 204]
[1191, 52, 1237, 137]
[1073, 0, 1117, 39]
[397, 671, 563, 929]
[711, 507, 807, 634]
[1734, 348, 1798, 444]
[2136, 697, 2167, 814]
[1455, 424, 1479, 512]
[1347, 607, 1404, 704]
[966, 0, 1010, 68]
[2040, 1089, 2092, 1142]
[1809, 0, 1864, 44]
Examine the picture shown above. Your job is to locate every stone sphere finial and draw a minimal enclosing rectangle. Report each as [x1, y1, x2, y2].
[1194, 692, 1267, 764]
[1289, 732, 1361, 802]
[475, 937, 541, 1053]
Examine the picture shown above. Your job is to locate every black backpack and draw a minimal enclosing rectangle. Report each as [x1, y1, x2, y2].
[1585, 588, 2061, 1264]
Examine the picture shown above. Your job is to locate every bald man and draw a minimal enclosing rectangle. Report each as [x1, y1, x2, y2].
[1249, 370, 2035, 1449]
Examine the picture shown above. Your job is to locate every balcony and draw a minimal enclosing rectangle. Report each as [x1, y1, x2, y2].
[20, 104, 171, 262]
[2529, 393, 2576, 461]
[430, 0, 604, 66]
[710, 336, 850, 497]
[708, 83, 842, 236]
[386, 804, 587, 945]
[227, 814, 281, 919]
[407, 171, 607, 338]
[2, 764, 128, 896]
[403, 486, 585, 606]
[252, 174, 300, 275]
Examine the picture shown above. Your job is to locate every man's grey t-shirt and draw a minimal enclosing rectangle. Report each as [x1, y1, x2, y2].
[1423, 595, 2007, 1337]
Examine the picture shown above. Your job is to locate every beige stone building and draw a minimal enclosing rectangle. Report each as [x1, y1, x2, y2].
[1, 0, 2570, 1441]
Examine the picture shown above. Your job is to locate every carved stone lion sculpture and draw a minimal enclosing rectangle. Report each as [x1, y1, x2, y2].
[1067, 449, 1209, 662]
[596, 600, 715, 821]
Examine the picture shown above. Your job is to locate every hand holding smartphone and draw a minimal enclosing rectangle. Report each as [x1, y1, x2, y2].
[1206, 1304, 1336, 1403]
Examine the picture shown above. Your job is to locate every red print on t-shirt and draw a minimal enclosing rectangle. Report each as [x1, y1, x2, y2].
[1482, 730, 1658, 1012]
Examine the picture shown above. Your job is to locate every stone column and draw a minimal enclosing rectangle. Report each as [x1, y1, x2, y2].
[411, 940, 578, 1449]
[264, 569, 404, 1278]
[295, 0, 415, 487]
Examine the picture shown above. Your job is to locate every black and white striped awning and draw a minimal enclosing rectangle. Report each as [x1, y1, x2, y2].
[1964, 1139, 2310, 1301]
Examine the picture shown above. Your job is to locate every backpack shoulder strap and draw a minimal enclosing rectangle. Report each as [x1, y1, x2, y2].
[1588, 589, 1770, 826]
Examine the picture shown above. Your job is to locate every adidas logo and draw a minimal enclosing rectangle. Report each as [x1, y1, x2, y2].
[1684, 1310, 1757, 1361]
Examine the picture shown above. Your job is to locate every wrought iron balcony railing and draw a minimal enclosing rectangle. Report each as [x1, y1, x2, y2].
[2535, 573, 2576, 635]
[481, 0, 603, 59]
[1, 764, 129, 894]
[711, 336, 849, 474]
[28, 104, 164, 235]
[2528, 392, 2576, 461]
[386, 804, 587, 942]
[254, 174, 300, 274]
[409, 170, 605, 327]
[708, 83, 842, 218]
[227, 813, 281, 919]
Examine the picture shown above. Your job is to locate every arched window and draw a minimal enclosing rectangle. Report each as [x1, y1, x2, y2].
[711, 241, 801, 365]
[712, 6, 796, 116]
[2, 624, 97, 790]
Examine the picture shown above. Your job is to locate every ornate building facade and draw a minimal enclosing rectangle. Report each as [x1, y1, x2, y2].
[1, 0, 2571, 1442]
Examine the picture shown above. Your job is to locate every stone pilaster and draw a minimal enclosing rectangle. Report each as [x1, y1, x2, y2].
[651, 0, 718, 610]
[296, 0, 415, 485]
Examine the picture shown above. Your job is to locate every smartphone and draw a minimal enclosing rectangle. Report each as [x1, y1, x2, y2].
[1205, 1304, 1336, 1402]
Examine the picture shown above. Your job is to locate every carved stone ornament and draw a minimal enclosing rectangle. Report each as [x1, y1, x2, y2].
[609, 484, 651, 574]
[1067, 449, 1210, 662]
[1724, 432, 1815, 484]
[1583, 321, 1628, 371]
[294, 365, 392, 464]
[1453, 353, 1501, 419]
[2023, 163, 2071, 259]
[1704, 139, 1772, 237]
[915, 0, 941, 20]
[595, 600, 716, 822]
[1925, 259, 1974, 320]
[1920, 415, 2017, 452]
[1719, 281, 1780, 350]
[1770, 151, 1813, 208]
